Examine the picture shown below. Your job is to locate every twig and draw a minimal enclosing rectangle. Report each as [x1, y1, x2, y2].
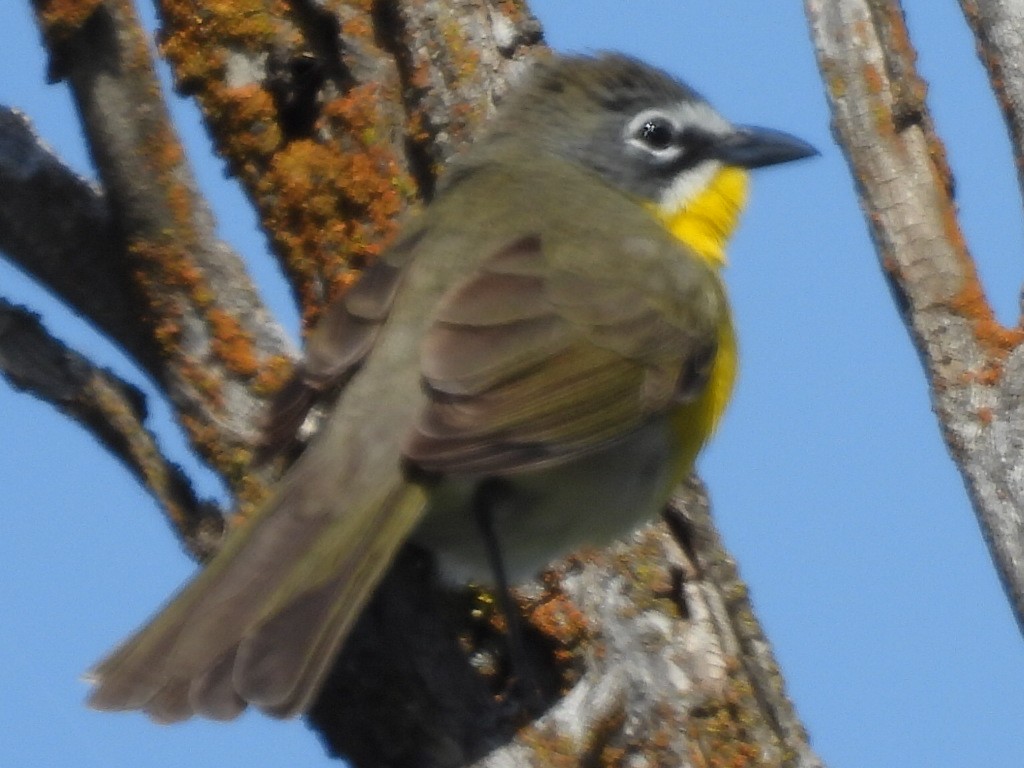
[957, 0, 1024, 212]
[0, 299, 224, 560]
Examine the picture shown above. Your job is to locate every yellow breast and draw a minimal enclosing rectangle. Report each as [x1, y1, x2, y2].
[648, 166, 748, 483]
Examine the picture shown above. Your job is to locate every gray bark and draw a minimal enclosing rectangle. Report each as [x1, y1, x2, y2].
[805, 0, 1024, 635]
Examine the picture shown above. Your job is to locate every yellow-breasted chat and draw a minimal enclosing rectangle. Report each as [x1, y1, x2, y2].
[86, 52, 816, 721]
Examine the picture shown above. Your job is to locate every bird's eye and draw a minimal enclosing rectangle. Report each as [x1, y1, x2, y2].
[636, 117, 674, 150]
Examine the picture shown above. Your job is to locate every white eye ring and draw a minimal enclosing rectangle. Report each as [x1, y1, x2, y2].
[625, 109, 684, 161]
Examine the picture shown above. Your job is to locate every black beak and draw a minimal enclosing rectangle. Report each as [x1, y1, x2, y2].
[711, 125, 818, 169]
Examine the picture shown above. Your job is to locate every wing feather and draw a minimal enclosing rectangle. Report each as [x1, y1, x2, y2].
[405, 234, 722, 474]
[257, 230, 422, 460]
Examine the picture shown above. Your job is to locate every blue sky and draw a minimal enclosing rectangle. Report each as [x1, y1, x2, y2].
[3, 2, 1023, 766]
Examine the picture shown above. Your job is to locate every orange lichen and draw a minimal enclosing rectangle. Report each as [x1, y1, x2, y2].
[232, 473, 274, 522]
[687, 685, 763, 768]
[159, 30, 228, 89]
[208, 308, 259, 377]
[580, 704, 628, 767]
[962, 363, 1003, 387]
[828, 72, 847, 99]
[248, 83, 413, 324]
[128, 236, 206, 315]
[345, 0, 375, 13]
[881, 0, 923, 74]
[157, 0, 285, 103]
[150, 316, 181, 349]
[949, 272, 1024, 363]
[497, 0, 529, 23]
[179, 404, 271, 486]
[179, 412, 224, 456]
[857, 60, 895, 138]
[440, 18, 481, 78]
[33, 0, 103, 40]
[341, 15, 372, 40]
[156, 0, 423, 335]
[517, 730, 578, 768]
[162, 0, 279, 47]
[215, 85, 283, 164]
[178, 357, 224, 406]
[253, 354, 296, 397]
[409, 61, 432, 91]
[127, 240, 187, 341]
[863, 62, 885, 95]
[526, 584, 590, 670]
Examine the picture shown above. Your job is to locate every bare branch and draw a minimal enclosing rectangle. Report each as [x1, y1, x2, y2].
[0, 106, 156, 371]
[958, 0, 1024, 209]
[0, 299, 224, 559]
[31, 0, 294, 507]
[805, 0, 1024, 634]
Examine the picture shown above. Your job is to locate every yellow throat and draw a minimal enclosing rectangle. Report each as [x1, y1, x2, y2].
[651, 165, 749, 268]
[649, 165, 749, 483]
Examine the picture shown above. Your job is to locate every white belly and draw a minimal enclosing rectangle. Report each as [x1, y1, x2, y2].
[412, 418, 676, 585]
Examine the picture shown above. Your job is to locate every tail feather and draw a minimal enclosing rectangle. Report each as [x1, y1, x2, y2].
[236, 483, 428, 713]
[235, 573, 348, 709]
[86, 464, 428, 721]
[143, 678, 192, 724]
[190, 648, 246, 720]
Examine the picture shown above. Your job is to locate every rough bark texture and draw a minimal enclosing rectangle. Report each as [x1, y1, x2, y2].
[805, 0, 1024, 633]
[958, 0, 1024, 212]
[4, 1, 826, 765]
[310, 479, 822, 767]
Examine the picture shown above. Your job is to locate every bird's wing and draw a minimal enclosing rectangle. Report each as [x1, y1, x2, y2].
[404, 233, 723, 475]
[257, 228, 424, 459]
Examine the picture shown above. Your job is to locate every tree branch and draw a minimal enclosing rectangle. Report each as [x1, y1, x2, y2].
[153, 0, 541, 326]
[307, 482, 823, 768]
[805, 0, 1024, 634]
[0, 106, 154, 369]
[957, 0, 1024, 212]
[32, 0, 294, 512]
[0, 299, 224, 559]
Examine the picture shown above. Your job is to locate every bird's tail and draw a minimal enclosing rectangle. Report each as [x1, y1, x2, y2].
[85, 459, 428, 722]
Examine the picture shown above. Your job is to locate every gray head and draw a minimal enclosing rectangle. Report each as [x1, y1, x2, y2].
[485, 52, 816, 206]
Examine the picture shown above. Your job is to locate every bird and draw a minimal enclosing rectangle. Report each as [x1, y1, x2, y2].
[85, 51, 816, 722]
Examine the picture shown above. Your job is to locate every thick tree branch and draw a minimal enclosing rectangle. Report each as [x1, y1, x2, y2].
[805, 0, 1024, 634]
[153, 0, 541, 326]
[0, 299, 224, 559]
[307, 484, 823, 768]
[670, 483, 820, 767]
[32, 0, 294, 513]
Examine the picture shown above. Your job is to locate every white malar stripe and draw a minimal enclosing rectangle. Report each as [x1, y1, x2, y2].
[658, 159, 722, 215]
